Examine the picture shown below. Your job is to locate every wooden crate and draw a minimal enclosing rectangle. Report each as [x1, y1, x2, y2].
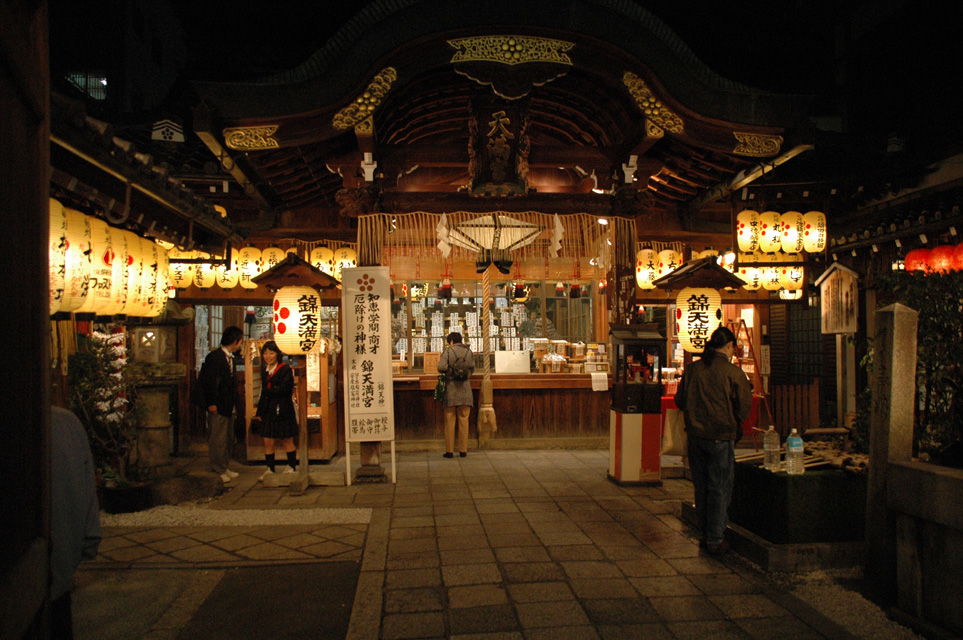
[423, 352, 441, 374]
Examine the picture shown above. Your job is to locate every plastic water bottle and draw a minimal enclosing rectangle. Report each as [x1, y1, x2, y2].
[786, 428, 805, 475]
[763, 426, 780, 471]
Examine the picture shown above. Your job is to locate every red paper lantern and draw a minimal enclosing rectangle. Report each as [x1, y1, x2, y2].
[929, 245, 956, 273]
[953, 243, 963, 271]
[903, 248, 931, 273]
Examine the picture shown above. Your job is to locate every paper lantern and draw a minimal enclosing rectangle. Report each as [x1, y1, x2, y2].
[119, 231, 143, 315]
[285, 246, 300, 257]
[780, 211, 805, 254]
[736, 210, 760, 252]
[49, 199, 67, 315]
[761, 253, 783, 291]
[215, 247, 240, 288]
[953, 244, 963, 271]
[150, 244, 170, 317]
[737, 253, 761, 291]
[657, 248, 682, 279]
[333, 247, 357, 282]
[635, 248, 659, 289]
[904, 248, 930, 273]
[238, 246, 261, 289]
[758, 211, 782, 253]
[140, 239, 161, 317]
[60, 208, 92, 312]
[261, 246, 286, 272]
[779, 260, 805, 291]
[779, 290, 804, 300]
[76, 216, 114, 314]
[694, 248, 719, 261]
[100, 226, 131, 316]
[168, 248, 194, 289]
[928, 245, 955, 274]
[802, 211, 827, 253]
[310, 247, 335, 275]
[192, 252, 216, 288]
[273, 286, 322, 354]
[675, 287, 723, 353]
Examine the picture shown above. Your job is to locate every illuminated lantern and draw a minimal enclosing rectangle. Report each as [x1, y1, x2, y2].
[720, 251, 736, 272]
[76, 216, 114, 314]
[238, 246, 261, 289]
[273, 286, 322, 354]
[737, 253, 761, 291]
[100, 226, 131, 316]
[736, 210, 760, 252]
[139, 239, 161, 317]
[60, 208, 92, 312]
[310, 247, 335, 275]
[192, 252, 216, 288]
[761, 253, 783, 291]
[779, 290, 804, 300]
[675, 287, 723, 353]
[635, 248, 659, 289]
[285, 246, 300, 257]
[215, 247, 240, 288]
[657, 248, 682, 279]
[694, 248, 719, 261]
[928, 245, 955, 273]
[261, 246, 286, 272]
[779, 258, 805, 291]
[802, 211, 828, 253]
[758, 211, 782, 253]
[168, 248, 194, 289]
[953, 243, 963, 271]
[780, 211, 805, 254]
[49, 199, 67, 314]
[333, 247, 357, 281]
[150, 245, 170, 317]
[904, 248, 931, 272]
[120, 231, 143, 315]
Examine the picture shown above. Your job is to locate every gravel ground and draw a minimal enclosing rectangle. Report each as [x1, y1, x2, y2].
[100, 504, 372, 527]
[774, 569, 925, 640]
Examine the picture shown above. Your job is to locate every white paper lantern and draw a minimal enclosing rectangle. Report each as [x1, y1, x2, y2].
[285, 246, 300, 257]
[261, 246, 286, 272]
[736, 210, 760, 253]
[761, 253, 783, 291]
[779, 261, 805, 291]
[693, 248, 719, 261]
[149, 244, 170, 317]
[675, 287, 723, 354]
[120, 231, 143, 315]
[656, 248, 682, 279]
[76, 216, 114, 314]
[192, 252, 216, 289]
[310, 247, 335, 275]
[99, 225, 131, 316]
[60, 208, 92, 312]
[238, 246, 261, 289]
[273, 286, 322, 354]
[333, 247, 357, 282]
[779, 290, 803, 300]
[215, 247, 239, 289]
[140, 239, 161, 317]
[635, 248, 659, 289]
[737, 252, 761, 291]
[802, 211, 827, 253]
[758, 211, 782, 253]
[780, 211, 805, 254]
[168, 248, 194, 289]
[49, 199, 67, 315]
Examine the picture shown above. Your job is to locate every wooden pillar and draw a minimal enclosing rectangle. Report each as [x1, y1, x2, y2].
[865, 303, 917, 604]
[356, 238, 386, 483]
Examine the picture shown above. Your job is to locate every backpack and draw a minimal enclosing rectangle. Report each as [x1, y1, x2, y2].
[450, 349, 471, 381]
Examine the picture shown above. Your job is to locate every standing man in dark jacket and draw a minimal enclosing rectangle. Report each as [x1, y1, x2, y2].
[197, 325, 244, 483]
[675, 326, 752, 554]
[436, 332, 474, 458]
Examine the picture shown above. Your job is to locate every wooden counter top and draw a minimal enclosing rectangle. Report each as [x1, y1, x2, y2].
[393, 373, 611, 391]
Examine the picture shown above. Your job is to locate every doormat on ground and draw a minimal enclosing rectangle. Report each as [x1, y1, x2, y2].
[101, 505, 372, 527]
[175, 563, 360, 640]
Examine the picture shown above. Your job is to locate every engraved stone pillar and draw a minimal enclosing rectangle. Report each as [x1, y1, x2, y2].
[136, 385, 173, 468]
[865, 303, 917, 604]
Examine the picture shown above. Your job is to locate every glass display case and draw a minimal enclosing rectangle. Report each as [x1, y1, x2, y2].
[610, 324, 665, 413]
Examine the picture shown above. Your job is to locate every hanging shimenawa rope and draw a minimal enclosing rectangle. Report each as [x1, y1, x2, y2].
[477, 264, 497, 436]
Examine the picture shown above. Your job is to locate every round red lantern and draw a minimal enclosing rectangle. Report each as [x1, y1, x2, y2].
[903, 248, 931, 273]
[953, 243, 963, 271]
[928, 245, 956, 274]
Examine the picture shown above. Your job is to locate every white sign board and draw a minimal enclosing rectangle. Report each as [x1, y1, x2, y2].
[495, 350, 530, 373]
[817, 264, 859, 334]
[342, 266, 395, 442]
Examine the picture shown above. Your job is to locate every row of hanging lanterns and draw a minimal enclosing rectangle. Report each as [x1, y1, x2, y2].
[903, 244, 963, 273]
[49, 199, 170, 317]
[634, 246, 805, 293]
[736, 210, 827, 254]
[167, 245, 358, 290]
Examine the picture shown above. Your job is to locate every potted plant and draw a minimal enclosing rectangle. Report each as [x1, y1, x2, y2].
[68, 329, 149, 512]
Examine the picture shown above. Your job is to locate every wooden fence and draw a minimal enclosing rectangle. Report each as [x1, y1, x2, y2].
[769, 379, 820, 436]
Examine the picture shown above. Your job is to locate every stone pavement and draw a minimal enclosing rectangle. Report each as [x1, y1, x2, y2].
[75, 449, 862, 639]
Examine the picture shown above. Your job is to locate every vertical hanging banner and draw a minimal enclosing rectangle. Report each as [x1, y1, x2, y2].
[342, 266, 395, 442]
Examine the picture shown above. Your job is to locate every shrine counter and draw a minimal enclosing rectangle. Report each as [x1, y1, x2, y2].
[390, 373, 612, 443]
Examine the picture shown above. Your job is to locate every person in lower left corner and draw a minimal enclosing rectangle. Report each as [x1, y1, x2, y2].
[251, 340, 299, 480]
[50, 406, 102, 640]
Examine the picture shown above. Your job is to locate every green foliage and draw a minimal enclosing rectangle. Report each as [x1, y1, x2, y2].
[869, 270, 963, 463]
[68, 330, 142, 480]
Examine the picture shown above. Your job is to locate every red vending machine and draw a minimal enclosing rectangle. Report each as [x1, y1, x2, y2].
[609, 325, 665, 485]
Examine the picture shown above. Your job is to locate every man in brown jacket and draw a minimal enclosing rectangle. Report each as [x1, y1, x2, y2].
[675, 326, 753, 554]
